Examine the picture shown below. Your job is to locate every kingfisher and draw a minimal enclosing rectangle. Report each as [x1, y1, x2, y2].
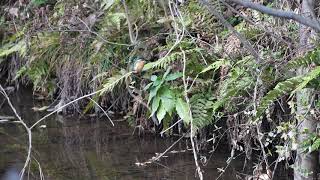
[130, 56, 145, 74]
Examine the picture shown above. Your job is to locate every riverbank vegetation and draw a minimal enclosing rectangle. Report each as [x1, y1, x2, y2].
[1, 0, 320, 179]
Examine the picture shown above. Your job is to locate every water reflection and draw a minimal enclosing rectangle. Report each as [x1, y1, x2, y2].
[0, 88, 242, 180]
[1, 119, 242, 180]
[1, 167, 20, 180]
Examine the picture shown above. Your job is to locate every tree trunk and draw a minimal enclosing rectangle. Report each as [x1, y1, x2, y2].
[294, 0, 319, 180]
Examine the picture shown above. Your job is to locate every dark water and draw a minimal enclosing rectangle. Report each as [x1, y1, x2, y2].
[0, 88, 248, 180]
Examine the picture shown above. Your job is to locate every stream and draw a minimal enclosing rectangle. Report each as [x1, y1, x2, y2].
[0, 87, 268, 180]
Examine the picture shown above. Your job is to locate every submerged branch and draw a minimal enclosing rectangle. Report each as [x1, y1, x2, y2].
[30, 87, 113, 129]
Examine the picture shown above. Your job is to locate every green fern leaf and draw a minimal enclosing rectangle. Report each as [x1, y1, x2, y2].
[190, 93, 215, 129]
[143, 48, 202, 70]
[311, 138, 320, 151]
[288, 48, 320, 68]
[256, 77, 303, 119]
[0, 40, 27, 58]
[257, 66, 320, 119]
[99, 71, 132, 95]
[214, 77, 253, 112]
[200, 58, 230, 74]
[293, 66, 320, 93]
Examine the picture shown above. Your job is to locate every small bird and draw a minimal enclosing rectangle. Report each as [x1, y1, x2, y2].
[133, 59, 145, 74]
[129, 56, 146, 74]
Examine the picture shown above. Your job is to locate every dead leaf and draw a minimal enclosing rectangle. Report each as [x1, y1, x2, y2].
[32, 106, 49, 112]
[156, 16, 173, 24]
[9, 8, 19, 18]
[94, 41, 103, 52]
[85, 14, 97, 28]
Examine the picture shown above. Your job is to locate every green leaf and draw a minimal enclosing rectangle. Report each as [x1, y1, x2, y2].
[151, 96, 161, 116]
[165, 72, 183, 81]
[142, 62, 154, 71]
[190, 93, 215, 129]
[162, 67, 171, 80]
[156, 102, 167, 122]
[176, 98, 191, 124]
[107, 12, 126, 30]
[256, 66, 320, 120]
[150, 75, 158, 81]
[14, 66, 27, 80]
[99, 71, 132, 95]
[143, 48, 203, 70]
[287, 48, 320, 68]
[31, 0, 48, 6]
[144, 82, 153, 91]
[161, 88, 175, 98]
[158, 88, 176, 115]
[256, 76, 303, 119]
[311, 138, 320, 151]
[152, 78, 163, 87]
[293, 66, 320, 94]
[199, 59, 229, 74]
[148, 85, 161, 104]
[161, 96, 175, 116]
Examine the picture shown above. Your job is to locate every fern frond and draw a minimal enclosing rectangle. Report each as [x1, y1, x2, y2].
[143, 48, 202, 70]
[199, 58, 230, 74]
[194, 78, 214, 87]
[0, 40, 27, 58]
[288, 48, 320, 68]
[99, 70, 132, 95]
[256, 77, 303, 118]
[294, 66, 320, 92]
[191, 94, 214, 129]
[213, 76, 253, 112]
[256, 66, 320, 119]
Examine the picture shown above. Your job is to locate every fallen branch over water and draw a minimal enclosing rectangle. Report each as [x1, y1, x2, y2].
[0, 85, 33, 180]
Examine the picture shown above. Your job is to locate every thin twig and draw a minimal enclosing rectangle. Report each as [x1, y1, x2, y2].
[256, 125, 270, 172]
[139, 132, 187, 165]
[88, 97, 114, 126]
[181, 48, 203, 180]
[30, 89, 105, 129]
[160, 118, 183, 135]
[0, 85, 32, 180]
[151, 0, 185, 69]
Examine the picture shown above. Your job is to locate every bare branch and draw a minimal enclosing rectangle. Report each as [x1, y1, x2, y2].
[226, 0, 320, 32]
[219, 0, 293, 47]
[199, 0, 261, 63]
[88, 97, 114, 126]
[181, 48, 203, 180]
[121, 0, 137, 44]
[0, 85, 32, 180]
